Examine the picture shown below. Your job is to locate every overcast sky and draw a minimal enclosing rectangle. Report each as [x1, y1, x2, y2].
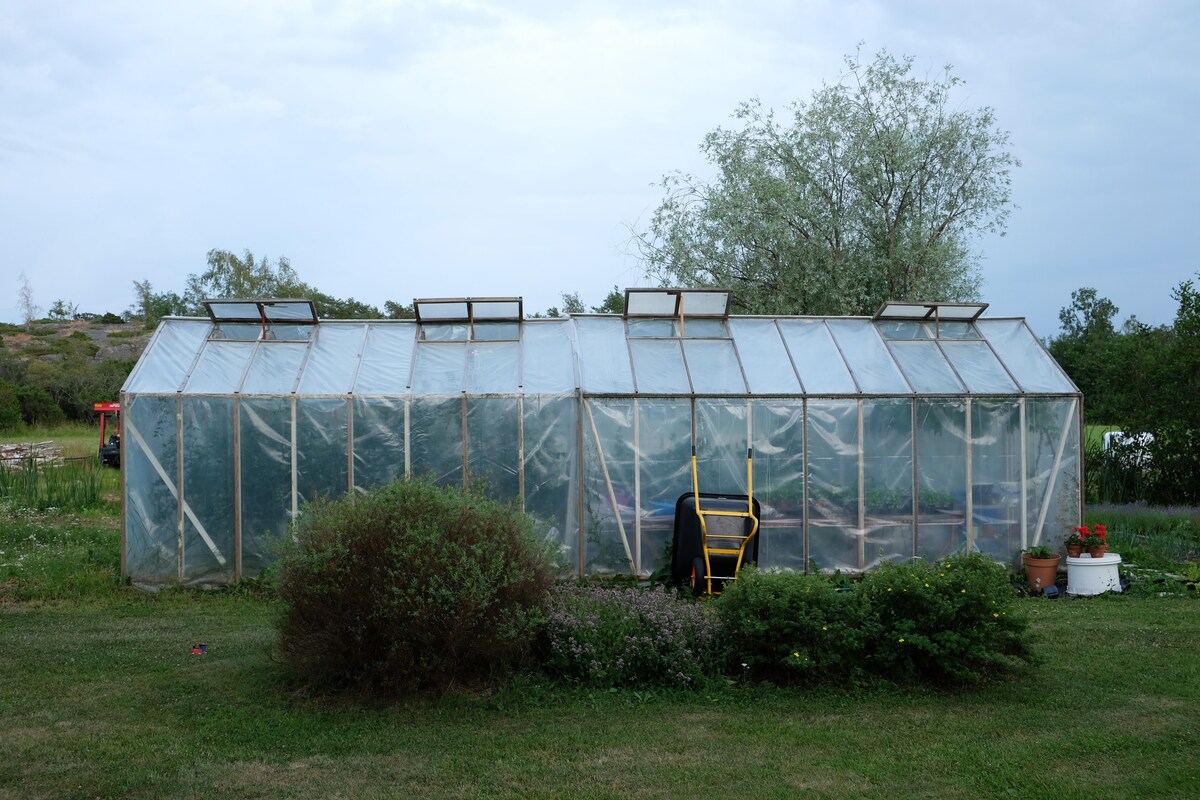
[3, 0, 1198, 338]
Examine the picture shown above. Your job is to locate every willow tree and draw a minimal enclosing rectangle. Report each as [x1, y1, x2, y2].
[636, 48, 1018, 315]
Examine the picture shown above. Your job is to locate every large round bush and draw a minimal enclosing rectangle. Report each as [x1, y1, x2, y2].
[275, 477, 555, 696]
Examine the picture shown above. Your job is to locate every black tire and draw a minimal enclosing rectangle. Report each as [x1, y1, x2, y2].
[691, 555, 707, 597]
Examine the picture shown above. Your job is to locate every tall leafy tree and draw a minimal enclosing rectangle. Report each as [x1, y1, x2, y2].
[383, 300, 416, 319]
[535, 288, 623, 318]
[130, 279, 189, 326]
[183, 249, 309, 310]
[1140, 276, 1200, 504]
[1051, 277, 1200, 504]
[134, 249, 382, 321]
[591, 286, 625, 314]
[1048, 288, 1123, 422]
[635, 48, 1018, 314]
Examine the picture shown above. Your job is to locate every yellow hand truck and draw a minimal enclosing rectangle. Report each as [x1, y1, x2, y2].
[676, 445, 760, 597]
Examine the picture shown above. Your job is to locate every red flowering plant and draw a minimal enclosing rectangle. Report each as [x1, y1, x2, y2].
[1075, 524, 1108, 549]
[1066, 527, 1086, 548]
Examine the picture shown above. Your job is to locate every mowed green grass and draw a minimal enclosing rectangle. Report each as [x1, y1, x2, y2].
[1, 592, 1198, 800]
[1085, 423, 1121, 449]
[3, 423, 1198, 798]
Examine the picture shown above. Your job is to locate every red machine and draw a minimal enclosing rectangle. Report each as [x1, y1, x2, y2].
[94, 402, 121, 467]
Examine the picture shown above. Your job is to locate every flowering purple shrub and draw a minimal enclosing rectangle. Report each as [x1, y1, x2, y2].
[541, 584, 727, 688]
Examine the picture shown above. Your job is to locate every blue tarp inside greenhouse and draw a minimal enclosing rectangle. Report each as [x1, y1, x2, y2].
[119, 290, 1082, 587]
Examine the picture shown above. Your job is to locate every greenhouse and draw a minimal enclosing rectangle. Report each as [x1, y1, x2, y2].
[120, 290, 1082, 587]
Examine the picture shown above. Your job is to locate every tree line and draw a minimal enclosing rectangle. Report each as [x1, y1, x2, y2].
[1048, 280, 1200, 505]
[0, 251, 623, 431]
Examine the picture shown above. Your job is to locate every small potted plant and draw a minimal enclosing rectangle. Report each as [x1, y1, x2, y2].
[1021, 545, 1062, 591]
[1066, 528, 1086, 558]
[1084, 523, 1108, 558]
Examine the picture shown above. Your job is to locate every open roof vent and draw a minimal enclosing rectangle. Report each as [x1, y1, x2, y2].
[412, 297, 523, 323]
[873, 301, 988, 322]
[412, 297, 523, 342]
[203, 298, 319, 341]
[623, 288, 731, 319]
[203, 298, 319, 324]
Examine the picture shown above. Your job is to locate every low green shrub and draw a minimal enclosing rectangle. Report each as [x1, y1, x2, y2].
[275, 477, 555, 697]
[541, 584, 727, 688]
[855, 554, 1034, 685]
[715, 568, 869, 685]
[716, 555, 1035, 687]
[0, 382, 21, 431]
[16, 384, 65, 426]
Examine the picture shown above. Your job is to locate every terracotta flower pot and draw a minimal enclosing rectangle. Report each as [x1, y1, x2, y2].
[1088, 545, 1108, 558]
[1066, 545, 1083, 557]
[1022, 553, 1061, 591]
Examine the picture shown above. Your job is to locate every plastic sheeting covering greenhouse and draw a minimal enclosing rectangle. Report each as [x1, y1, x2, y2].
[120, 292, 1083, 587]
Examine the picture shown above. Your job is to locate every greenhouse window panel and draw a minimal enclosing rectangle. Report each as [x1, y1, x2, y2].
[629, 339, 691, 394]
[413, 297, 523, 323]
[873, 301, 987, 322]
[624, 288, 731, 318]
[354, 324, 418, 395]
[941, 341, 1020, 394]
[202, 299, 319, 343]
[122, 321, 211, 394]
[889, 341, 965, 394]
[184, 341, 255, 394]
[240, 342, 307, 394]
[729, 319, 803, 394]
[203, 298, 318, 324]
[977, 320, 1079, 393]
[777, 320, 857, 394]
[826, 319, 912, 394]
[414, 298, 523, 341]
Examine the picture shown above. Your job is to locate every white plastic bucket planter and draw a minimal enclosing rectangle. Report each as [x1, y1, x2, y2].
[1065, 553, 1123, 596]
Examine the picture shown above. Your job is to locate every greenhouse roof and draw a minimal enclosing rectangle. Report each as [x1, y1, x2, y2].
[123, 304, 1078, 398]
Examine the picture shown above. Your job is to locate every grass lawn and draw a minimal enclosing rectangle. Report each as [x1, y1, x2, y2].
[1084, 423, 1121, 449]
[2, 423, 1198, 798]
[1, 592, 1198, 800]
[1, 422, 104, 459]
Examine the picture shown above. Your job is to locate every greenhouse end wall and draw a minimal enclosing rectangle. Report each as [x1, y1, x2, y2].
[121, 315, 1082, 587]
